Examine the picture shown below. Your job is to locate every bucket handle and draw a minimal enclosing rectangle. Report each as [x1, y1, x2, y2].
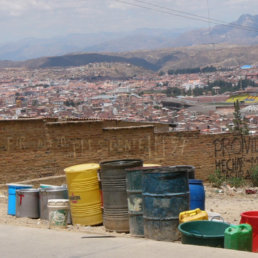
[210, 216, 224, 222]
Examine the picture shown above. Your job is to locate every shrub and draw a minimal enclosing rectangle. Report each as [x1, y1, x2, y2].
[208, 169, 226, 188]
[227, 177, 245, 188]
[250, 166, 258, 187]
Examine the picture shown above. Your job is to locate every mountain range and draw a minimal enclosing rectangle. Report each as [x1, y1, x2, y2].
[0, 29, 184, 61]
[0, 14, 258, 62]
[0, 14, 258, 74]
[173, 14, 258, 47]
[2, 44, 257, 74]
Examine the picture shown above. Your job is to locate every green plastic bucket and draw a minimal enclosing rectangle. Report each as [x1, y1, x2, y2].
[178, 221, 230, 247]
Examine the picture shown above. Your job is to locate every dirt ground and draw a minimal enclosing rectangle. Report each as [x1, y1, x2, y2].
[205, 183, 258, 224]
[0, 183, 257, 236]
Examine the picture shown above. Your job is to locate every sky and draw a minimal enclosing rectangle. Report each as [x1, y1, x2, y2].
[0, 0, 257, 43]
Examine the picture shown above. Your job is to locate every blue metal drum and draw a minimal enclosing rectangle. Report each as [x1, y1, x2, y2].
[7, 184, 33, 215]
[189, 179, 205, 210]
[126, 167, 144, 237]
[142, 166, 190, 241]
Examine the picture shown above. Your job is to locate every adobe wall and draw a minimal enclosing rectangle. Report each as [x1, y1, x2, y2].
[0, 119, 257, 183]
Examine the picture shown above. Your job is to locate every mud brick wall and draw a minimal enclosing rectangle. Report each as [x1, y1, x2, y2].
[0, 119, 258, 183]
[0, 119, 49, 182]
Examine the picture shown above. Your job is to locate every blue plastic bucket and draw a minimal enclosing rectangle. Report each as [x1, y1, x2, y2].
[7, 184, 33, 215]
[189, 179, 205, 210]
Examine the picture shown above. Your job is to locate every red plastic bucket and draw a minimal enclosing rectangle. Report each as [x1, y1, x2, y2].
[240, 211, 258, 252]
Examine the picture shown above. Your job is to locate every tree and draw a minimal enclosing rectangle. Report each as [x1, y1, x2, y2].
[193, 87, 204, 96]
[165, 87, 181, 97]
[32, 99, 38, 106]
[158, 70, 165, 76]
[228, 100, 249, 135]
[64, 99, 76, 107]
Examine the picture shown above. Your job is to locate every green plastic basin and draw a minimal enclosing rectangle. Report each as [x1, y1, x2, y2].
[178, 221, 230, 247]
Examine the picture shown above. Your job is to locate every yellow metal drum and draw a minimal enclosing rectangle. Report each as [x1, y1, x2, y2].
[64, 163, 102, 226]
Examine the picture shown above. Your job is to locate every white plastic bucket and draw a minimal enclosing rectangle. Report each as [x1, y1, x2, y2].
[207, 211, 224, 222]
[48, 199, 69, 229]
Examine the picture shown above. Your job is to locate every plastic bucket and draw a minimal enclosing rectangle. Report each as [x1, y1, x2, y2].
[178, 220, 230, 247]
[48, 199, 69, 229]
[189, 179, 205, 210]
[240, 211, 258, 252]
[7, 184, 33, 215]
[207, 211, 224, 222]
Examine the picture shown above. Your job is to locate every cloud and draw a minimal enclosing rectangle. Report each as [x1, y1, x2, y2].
[0, 0, 257, 43]
[0, 0, 91, 16]
[0, 0, 52, 16]
[225, 0, 258, 4]
[108, 0, 134, 10]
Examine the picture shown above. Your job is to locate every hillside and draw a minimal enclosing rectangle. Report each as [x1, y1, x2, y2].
[1, 44, 258, 73]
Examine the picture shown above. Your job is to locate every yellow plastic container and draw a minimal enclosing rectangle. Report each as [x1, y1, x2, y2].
[64, 163, 103, 226]
[179, 208, 208, 224]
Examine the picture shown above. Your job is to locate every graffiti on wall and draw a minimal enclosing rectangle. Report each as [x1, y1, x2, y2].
[213, 136, 258, 178]
[3, 133, 188, 161]
[4, 135, 154, 158]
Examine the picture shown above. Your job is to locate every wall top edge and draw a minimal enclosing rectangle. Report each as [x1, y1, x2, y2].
[0, 118, 44, 123]
[46, 120, 103, 126]
[103, 125, 154, 131]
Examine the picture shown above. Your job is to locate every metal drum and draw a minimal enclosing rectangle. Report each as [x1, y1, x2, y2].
[16, 188, 40, 219]
[39, 186, 68, 220]
[175, 165, 195, 179]
[126, 165, 160, 237]
[100, 159, 143, 233]
[143, 166, 190, 241]
[65, 163, 102, 226]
